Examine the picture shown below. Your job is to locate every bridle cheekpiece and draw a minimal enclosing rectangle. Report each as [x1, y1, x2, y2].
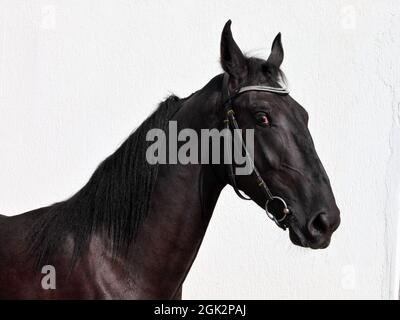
[222, 73, 291, 230]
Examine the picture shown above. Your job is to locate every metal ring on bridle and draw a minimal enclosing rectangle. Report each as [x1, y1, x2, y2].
[265, 196, 290, 223]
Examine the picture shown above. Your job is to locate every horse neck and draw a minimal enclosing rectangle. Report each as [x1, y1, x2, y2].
[124, 76, 227, 298]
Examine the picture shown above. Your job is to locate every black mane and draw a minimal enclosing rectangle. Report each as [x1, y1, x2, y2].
[29, 96, 182, 266]
[28, 61, 287, 267]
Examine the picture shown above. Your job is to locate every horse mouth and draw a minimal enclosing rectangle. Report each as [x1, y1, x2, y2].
[289, 227, 309, 247]
[288, 225, 331, 249]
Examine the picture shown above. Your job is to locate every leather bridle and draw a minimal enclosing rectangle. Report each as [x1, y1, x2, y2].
[222, 73, 291, 230]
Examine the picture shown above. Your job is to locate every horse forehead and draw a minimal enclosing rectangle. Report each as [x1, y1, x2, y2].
[237, 91, 289, 110]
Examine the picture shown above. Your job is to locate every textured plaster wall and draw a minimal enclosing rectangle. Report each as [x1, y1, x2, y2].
[0, 1, 399, 299]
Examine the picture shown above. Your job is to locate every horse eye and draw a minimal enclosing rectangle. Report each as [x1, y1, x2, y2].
[255, 112, 270, 126]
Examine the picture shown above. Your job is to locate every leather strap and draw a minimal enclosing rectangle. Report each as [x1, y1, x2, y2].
[221, 73, 291, 230]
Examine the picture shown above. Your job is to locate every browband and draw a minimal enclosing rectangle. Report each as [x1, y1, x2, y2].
[236, 85, 289, 95]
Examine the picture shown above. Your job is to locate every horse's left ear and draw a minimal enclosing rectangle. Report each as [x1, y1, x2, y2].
[267, 33, 284, 68]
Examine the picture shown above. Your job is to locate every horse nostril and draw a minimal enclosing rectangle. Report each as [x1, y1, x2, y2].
[308, 212, 330, 236]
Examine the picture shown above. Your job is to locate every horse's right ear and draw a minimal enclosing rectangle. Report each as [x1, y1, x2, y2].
[220, 20, 247, 82]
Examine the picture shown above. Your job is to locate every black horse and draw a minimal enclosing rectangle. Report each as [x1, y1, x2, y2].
[0, 21, 340, 299]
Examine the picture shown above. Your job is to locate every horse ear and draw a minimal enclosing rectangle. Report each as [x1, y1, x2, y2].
[267, 33, 284, 68]
[220, 20, 247, 81]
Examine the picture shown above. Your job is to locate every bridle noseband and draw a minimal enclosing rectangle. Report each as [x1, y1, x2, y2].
[222, 73, 291, 230]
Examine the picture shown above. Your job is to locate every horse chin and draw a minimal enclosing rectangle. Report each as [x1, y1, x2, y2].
[309, 238, 331, 250]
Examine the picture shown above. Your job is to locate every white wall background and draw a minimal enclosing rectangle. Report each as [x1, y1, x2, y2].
[1, 0, 399, 299]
